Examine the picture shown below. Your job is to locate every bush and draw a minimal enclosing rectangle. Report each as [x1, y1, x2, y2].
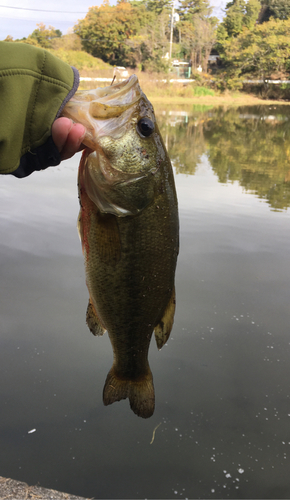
[192, 86, 215, 97]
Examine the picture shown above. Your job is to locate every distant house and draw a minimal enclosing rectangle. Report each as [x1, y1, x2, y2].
[208, 50, 220, 66]
[208, 55, 219, 64]
[170, 49, 221, 76]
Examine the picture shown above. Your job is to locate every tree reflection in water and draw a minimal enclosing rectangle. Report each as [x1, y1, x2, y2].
[156, 105, 290, 211]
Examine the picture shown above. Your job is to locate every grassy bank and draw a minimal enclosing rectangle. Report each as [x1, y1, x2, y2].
[147, 93, 290, 107]
[48, 49, 112, 74]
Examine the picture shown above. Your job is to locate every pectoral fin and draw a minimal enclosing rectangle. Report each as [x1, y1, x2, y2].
[86, 299, 106, 336]
[154, 287, 176, 350]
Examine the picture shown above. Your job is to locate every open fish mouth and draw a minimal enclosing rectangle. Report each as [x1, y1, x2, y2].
[89, 75, 142, 118]
[71, 74, 141, 107]
[62, 75, 144, 148]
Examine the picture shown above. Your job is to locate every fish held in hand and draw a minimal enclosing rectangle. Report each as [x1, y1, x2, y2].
[62, 75, 179, 418]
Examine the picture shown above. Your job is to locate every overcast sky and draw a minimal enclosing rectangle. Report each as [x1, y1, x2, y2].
[0, 0, 227, 41]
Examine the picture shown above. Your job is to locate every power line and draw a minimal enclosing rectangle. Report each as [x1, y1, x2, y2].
[0, 4, 87, 14]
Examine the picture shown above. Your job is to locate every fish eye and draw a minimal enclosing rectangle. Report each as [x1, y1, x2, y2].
[137, 117, 154, 137]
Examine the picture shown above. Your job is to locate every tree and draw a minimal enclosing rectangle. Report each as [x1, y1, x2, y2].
[244, 0, 261, 28]
[177, 0, 212, 20]
[178, 17, 217, 71]
[269, 0, 290, 19]
[25, 23, 62, 49]
[220, 18, 290, 87]
[260, 0, 290, 20]
[75, 0, 174, 70]
[223, 0, 246, 37]
[74, 1, 146, 66]
[127, 8, 171, 71]
[144, 0, 172, 15]
[51, 33, 82, 51]
[219, 0, 261, 39]
[177, 0, 218, 72]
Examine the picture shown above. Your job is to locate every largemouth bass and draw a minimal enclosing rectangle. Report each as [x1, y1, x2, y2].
[62, 75, 179, 418]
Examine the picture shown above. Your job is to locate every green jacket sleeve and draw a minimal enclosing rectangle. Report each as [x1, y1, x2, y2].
[0, 41, 79, 177]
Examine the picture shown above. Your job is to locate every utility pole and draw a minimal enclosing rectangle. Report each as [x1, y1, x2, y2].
[169, 0, 175, 59]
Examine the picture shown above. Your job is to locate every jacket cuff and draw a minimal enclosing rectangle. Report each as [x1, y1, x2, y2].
[12, 66, 79, 178]
[11, 136, 61, 178]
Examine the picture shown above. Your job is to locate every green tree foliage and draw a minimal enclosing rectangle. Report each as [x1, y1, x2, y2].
[244, 0, 262, 28]
[204, 106, 290, 210]
[143, 0, 172, 15]
[218, 0, 261, 40]
[24, 23, 62, 48]
[51, 33, 82, 51]
[220, 18, 290, 88]
[74, 0, 175, 71]
[157, 106, 290, 211]
[260, 0, 290, 21]
[222, 0, 247, 37]
[268, 0, 290, 19]
[74, 1, 148, 66]
[216, 0, 290, 89]
[177, 0, 212, 20]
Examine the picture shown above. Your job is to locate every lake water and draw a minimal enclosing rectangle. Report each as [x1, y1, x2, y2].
[1, 105, 290, 499]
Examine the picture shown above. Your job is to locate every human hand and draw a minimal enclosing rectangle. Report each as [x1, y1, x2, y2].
[52, 117, 86, 161]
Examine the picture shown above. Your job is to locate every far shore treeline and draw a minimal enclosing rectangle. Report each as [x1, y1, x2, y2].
[3, 0, 290, 97]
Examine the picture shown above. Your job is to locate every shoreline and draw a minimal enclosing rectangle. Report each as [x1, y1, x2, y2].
[147, 94, 290, 107]
[0, 476, 89, 500]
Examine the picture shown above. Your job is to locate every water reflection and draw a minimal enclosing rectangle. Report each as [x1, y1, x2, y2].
[157, 105, 290, 211]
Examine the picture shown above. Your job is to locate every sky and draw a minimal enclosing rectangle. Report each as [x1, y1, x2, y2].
[0, 0, 228, 41]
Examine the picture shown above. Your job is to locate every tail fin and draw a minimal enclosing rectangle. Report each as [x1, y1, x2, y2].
[103, 367, 155, 419]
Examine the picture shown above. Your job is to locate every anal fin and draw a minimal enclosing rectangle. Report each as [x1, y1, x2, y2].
[154, 286, 176, 350]
[86, 299, 106, 336]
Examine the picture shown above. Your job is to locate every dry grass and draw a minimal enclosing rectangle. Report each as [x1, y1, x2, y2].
[78, 68, 290, 106]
